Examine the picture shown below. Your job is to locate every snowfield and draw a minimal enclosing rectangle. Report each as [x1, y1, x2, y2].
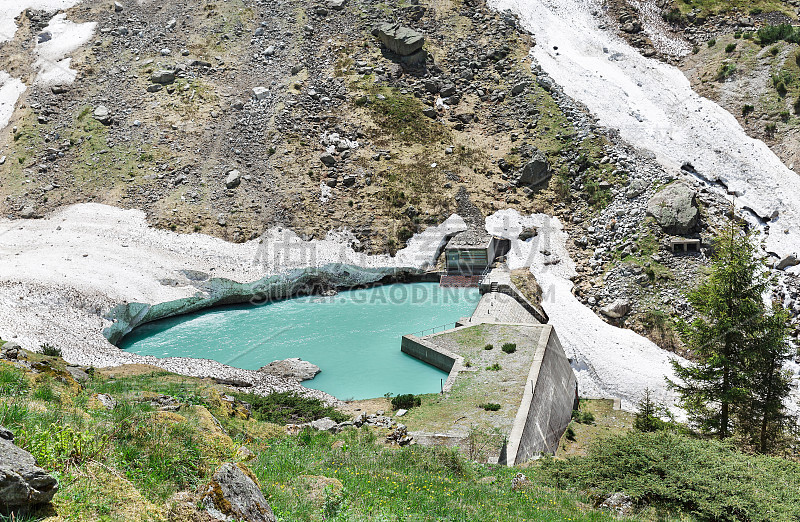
[34, 14, 96, 87]
[491, 0, 800, 263]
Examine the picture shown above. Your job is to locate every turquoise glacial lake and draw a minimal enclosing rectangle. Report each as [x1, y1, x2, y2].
[120, 283, 480, 399]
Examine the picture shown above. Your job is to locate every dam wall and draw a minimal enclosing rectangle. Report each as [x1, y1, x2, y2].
[506, 326, 578, 464]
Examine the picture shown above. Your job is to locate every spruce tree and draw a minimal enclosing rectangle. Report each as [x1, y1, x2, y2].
[737, 303, 794, 453]
[668, 226, 774, 439]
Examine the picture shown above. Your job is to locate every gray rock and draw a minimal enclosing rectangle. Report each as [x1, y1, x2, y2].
[65, 366, 90, 382]
[93, 105, 112, 125]
[646, 182, 698, 235]
[777, 255, 800, 270]
[511, 82, 528, 95]
[113, 1, 124, 12]
[327, 0, 346, 10]
[19, 206, 36, 219]
[202, 463, 276, 522]
[150, 69, 175, 84]
[600, 299, 631, 319]
[310, 417, 338, 432]
[225, 170, 241, 189]
[0, 437, 58, 509]
[0, 426, 12, 441]
[625, 179, 647, 199]
[320, 154, 337, 167]
[95, 393, 116, 410]
[373, 23, 425, 56]
[146, 84, 163, 93]
[258, 358, 320, 381]
[252, 87, 268, 101]
[517, 151, 551, 186]
[258, 357, 321, 381]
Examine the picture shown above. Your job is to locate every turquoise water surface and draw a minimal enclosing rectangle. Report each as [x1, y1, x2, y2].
[120, 283, 480, 399]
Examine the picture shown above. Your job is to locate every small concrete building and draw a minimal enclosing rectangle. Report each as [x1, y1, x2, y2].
[444, 230, 504, 273]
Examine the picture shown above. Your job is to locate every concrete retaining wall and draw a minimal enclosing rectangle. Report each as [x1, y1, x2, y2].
[401, 334, 464, 392]
[506, 326, 577, 465]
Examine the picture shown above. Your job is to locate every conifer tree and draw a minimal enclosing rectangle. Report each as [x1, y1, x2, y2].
[668, 225, 776, 439]
[737, 303, 794, 453]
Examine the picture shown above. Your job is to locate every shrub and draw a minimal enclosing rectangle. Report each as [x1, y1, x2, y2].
[480, 403, 501, 411]
[565, 425, 576, 441]
[757, 24, 800, 46]
[40, 343, 62, 357]
[542, 431, 800, 520]
[483, 344, 494, 351]
[733, 31, 742, 39]
[776, 81, 788, 97]
[716, 62, 736, 81]
[661, 8, 683, 24]
[743, 32, 753, 40]
[391, 393, 421, 411]
[770, 45, 780, 56]
[725, 43, 737, 53]
[781, 110, 790, 122]
[571, 410, 595, 424]
[742, 104, 755, 117]
[707, 38, 716, 47]
[765, 122, 777, 138]
[486, 363, 501, 371]
[240, 392, 348, 423]
[501, 343, 517, 354]
[18, 423, 108, 471]
[794, 96, 800, 115]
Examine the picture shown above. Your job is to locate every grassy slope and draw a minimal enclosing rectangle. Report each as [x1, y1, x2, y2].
[0, 355, 614, 522]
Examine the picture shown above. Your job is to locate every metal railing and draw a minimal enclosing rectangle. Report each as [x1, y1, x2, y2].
[408, 322, 457, 337]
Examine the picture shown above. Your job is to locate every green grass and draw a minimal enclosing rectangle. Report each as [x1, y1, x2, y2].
[0, 355, 620, 521]
[673, 0, 795, 19]
[252, 428, 615, 521]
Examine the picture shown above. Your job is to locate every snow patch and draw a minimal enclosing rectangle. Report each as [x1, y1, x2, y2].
[33, 13, 96, 87]
[0, 0, 83, 44]
[0, 72, 26, 130]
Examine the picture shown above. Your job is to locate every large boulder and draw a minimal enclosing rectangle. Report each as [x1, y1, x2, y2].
[373, 23, 425, 56]
[516, 151, 551, 186]
[600, 299, 631, 319]
[646, 182, 699, 235]
[0, 431, 58, 509]
[202, 463, 275, 522]
[258, 358, 320, 381]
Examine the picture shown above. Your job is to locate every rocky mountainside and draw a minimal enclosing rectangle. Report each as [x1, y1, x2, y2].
[2, 0, 800, 363]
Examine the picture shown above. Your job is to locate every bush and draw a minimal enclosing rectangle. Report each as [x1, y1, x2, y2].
[391, 393, 421, 411]
[733, 31, 742, 39]
[770, 46, 780, 56]
[542, 431, 800, 521]
[480, 403, 501, 411]
[742, 104, 755, 117]
[18, 423, 108, 471]
[661, 8, 683, 24]
[486, 363, 501, 371]
[571, 410, 595, 424]
[707, 38, 716, 47]
[501, 343, 517, 354]
[781, 110, 790, 122]
[766, 122, 777, 138]
[483, 344, 494, 351]
[240, 392, 348, 424]
[40, 343, 62, 357]
[725, 43, 737, 53]
[757, 24, 800, 46]
[565, 425, 576, 441]
[716, 62, 736, 81]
